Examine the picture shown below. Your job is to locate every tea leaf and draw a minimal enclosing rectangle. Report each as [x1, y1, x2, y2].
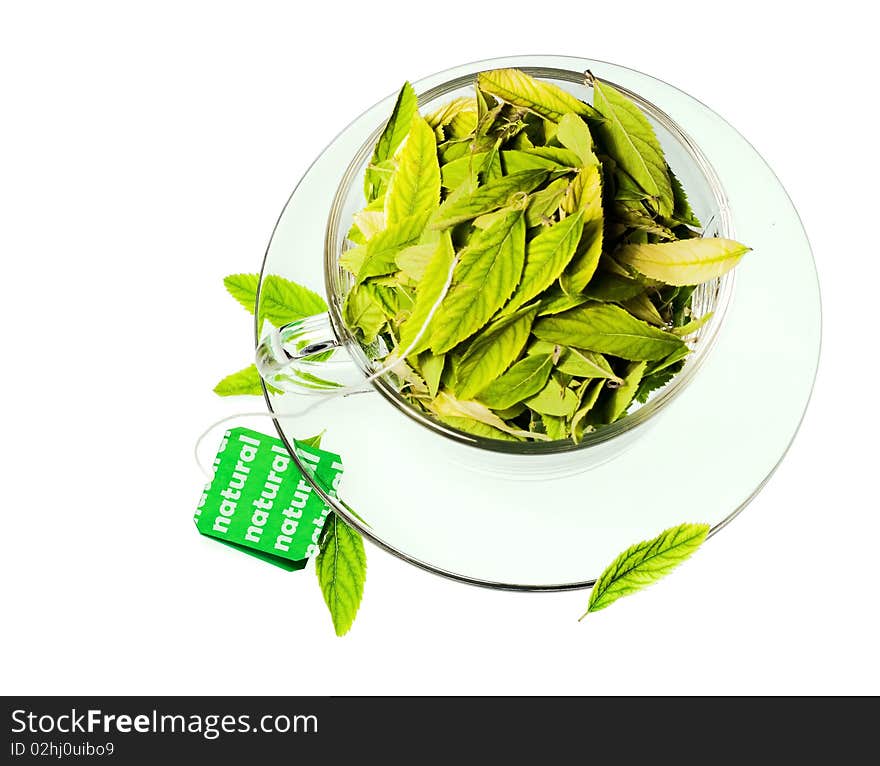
[223, 273, 260, 314]
[505, 211, 584, 313]
[525, 177, 571, 227]
[622, 291, 665, 326]
[671, 311, 713, 337]
[316, 513, 367, 637]
[477, 352, 554, 410]
[425, 97, 477, 130]
[560, 165, 603, 293]
[525, 374, 578, 417]
[259, 275, 328, 327]
[572, 379, 604, 442]
[455, 305, 539, 400]
[343, 284, 386, 343]
[477, 69, 597, 122]
[419, 352, 445, 398]
[668, 166, 702, 227]
[582, 523, 710, 616]
[533, 303, 685, 360]
[429, 391, 548, 440]
[429, 209, 526, 354]
[501, 149, 573, 174]
[590, 76, 673, 218]
[398, 231, 456, 355]
[357, 211, 430, 282]
[430, 169, 548, 229]
[365, 81, 417, 201]
[214, 364, 265, 396]
[556, 112, 598, 166]
[391, 243, 434, 283]
[385, 115, 441, 225]
[537, 290, 591, 316]
[599, 360, 647, 422]
[435, 415, 519, 441]
[617, 238, 751, 286]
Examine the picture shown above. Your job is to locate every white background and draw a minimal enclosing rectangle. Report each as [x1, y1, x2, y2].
[2, 1, 877, 695]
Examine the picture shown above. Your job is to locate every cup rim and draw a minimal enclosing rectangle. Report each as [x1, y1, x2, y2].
[324, 65, 736, 456]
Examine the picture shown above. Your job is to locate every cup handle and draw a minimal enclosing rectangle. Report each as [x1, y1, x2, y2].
[255, 313, 361, 394]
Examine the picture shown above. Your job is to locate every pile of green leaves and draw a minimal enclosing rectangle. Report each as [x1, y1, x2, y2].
[342, 69, 750, 443]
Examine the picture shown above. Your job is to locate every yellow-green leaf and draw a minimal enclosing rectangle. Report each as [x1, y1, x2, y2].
[591, 76, 673, 218]
[582, 523, 710, 616]
[505, 211, 584, 313]
[428, 391, 548, 440]
[599, 360, 647, 422]
[365, 81, 417, 201]
[477, 69, 597, 122]
[398, 231, 456, 355]
[560, 165, 603, 293]
[385, 115, 441, 226]
[429, 209, 526, 354]
[316, 514, 367, 637]
[533, 303, 685, 361]
[213, 364, 264, 396]
[258, 276, 327, 327]
[435, 415, 519, 441]
[616, 238, 751, 286]
[223, 273, 260, 314]
[356, 211, 430, 282]
[525, 375, 578, 417]
[477, 352, 554, 410]
[556, 112, 598, 166]
[430, 169, 548, 229]
[455, 305, 538, 400]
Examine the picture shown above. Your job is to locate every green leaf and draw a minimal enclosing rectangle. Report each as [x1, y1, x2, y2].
[504, 211, 584, 313]
[572, 379, 604, 442]
[537, 289, 591, 316]
[298, 431, 325, 449]
[500, 149, 572, 174]
[365, 81, 418, 202]
[599, 360, 647, 422]
[556, 112, 597, 166]
[477, 69, 597, 122]
[559, 165, 603, 293]
[428, 392, 548, 440]
[384, 115, 441, 226]
[419, 352, 445, 398]
[430, 169, 548, 229]
[616, 238, 751, 286]
[668, 166, 702, 227]
[582, 272, 644, 302]
[671, 311, 714, 337]
[525, 374, 578, 417]
[258, 276, 327, 327]
[635, 363, 680, 404]
[425, 97, 477, 130]
[428, 209, 526, 354]
[525, 176, 570, 227]
[316, 513, 367, 637]
[477, 352, 554, 410]
[213, 364, 264, 396]
[533, 303, 685, 361]
[342, 284, 386, 343]
[223, 273, 260, 314]
[622, 291, 665, 326]
[455, 305, 538, 400]
[581, 523, 710, 616]
[395, 242, 438, 283]
[398, 232, 456, 355]
[590, 75, 674, 218]
[357, 211, 430, 282]
[542, 414, 569, 440]
[436, 415, 519, 441]
[440, 150, 488, 190]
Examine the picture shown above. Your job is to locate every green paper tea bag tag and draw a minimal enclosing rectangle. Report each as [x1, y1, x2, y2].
[195, 427, 343, 571]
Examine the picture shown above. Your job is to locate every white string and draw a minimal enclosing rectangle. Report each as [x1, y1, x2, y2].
[194, 253, 459, 478]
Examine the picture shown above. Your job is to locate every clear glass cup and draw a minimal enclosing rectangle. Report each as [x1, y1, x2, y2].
[256, 66, 734, 474]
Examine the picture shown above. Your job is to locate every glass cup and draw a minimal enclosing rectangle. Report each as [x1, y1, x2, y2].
[256, 67, 734, 477]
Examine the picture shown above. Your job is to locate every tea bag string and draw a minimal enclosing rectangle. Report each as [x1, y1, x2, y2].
[194, 253, 459, 479]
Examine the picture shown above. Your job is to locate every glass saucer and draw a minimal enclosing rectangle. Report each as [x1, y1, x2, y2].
[257, 55, 821, 590]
